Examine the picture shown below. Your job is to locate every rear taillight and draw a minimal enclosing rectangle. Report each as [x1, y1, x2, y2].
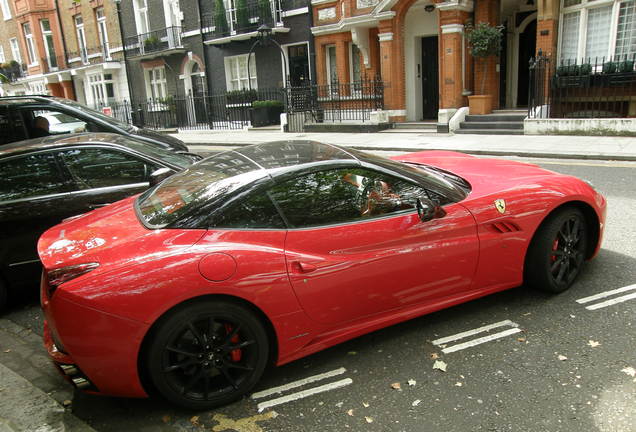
[47, 263, 99, 292]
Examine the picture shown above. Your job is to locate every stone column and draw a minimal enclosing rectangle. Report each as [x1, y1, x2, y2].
[536, 0, 559, 57]
[378, 20, 404, 121]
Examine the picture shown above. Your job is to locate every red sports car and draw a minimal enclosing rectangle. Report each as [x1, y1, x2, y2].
[38, 141, 606, 409]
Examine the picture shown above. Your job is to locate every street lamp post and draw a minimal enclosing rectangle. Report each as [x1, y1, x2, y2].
[247, 24, 288, 91]
[113, 0, 139, 125]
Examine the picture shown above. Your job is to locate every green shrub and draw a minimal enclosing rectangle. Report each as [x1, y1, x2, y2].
[465, 22, 504, 94]
[602, 61, 617, 74]
[618, 60, 635, 73]
[579, 63, 592, 75]
[226, 89, 257, 103]
[235, 0, 250, 30]
[214, 0, 229, 34]
[252, 100, 283, 108]
[557, 64, 579, 76]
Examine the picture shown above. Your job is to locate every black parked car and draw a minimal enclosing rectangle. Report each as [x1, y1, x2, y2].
[0, 96, 188, 152]
[0, 133, 198, 310]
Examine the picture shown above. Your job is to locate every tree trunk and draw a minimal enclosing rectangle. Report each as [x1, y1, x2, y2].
[481, 57, 488, 95]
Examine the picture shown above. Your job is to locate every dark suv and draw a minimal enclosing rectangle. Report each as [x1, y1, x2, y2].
[0, 96, 188, 152]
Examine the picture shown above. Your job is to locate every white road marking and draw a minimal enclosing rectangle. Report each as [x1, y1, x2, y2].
[432, 320, 519, 345]
[584, 292, 636, 310]
[432, 320, 521, 354]
[251, 367, 347, 399]
[256, 378, 353, 412]
[440, 328, 523, 354]
[576, 284, 636, 304]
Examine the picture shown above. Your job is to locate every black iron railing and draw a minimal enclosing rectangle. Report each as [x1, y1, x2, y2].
[67, 43, 121, 65]
[40, 54, 68, 73]
[124, 26, 183, 57]
[280, 0, 307, 10]
[0, 62, 27, 82]
[201, 0, 283, 39]
[287, 77, 385, 122]
[529, 52, 636, 118]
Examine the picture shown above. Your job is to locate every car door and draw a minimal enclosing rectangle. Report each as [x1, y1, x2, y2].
[56, 146, 162, 210]
[0, 152, 75, 286]
[269, 166, 480, 325]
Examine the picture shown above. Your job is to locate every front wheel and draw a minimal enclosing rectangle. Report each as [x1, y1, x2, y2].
[146, 300, 269, 410]
[525, 208, 588, 293]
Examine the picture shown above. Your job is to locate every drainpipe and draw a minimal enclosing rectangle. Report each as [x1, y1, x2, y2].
[54, 0, 75, 99]
[115, 1, 136, 105]
[196, 0, 212, 93]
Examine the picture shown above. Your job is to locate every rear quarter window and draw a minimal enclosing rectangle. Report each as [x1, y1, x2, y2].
[0, 153, 69, 202]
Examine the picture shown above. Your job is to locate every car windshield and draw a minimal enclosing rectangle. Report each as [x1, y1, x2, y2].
[111, 136, 194, 169]
[54, 98, 134, 131]
[136, 151, 267, 228]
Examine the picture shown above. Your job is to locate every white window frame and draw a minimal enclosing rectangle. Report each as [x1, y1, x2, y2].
[0, 46, 5, 63]
[96, 8, 111, 59]
[75, 15, 89, 64]
[1, 0, 11, 20]
[557, 0, 623, 63]
[9, 38, 21, 63]
[41, 19, 59, 70]
[145, 66, 168, 100]
[325, 44, 337, 86]
[133, 0, 150, 36]
[23, 23, 38, 66]
[224, 54, 258, 92]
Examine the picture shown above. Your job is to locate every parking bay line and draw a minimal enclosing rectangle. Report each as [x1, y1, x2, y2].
[256, 378, 353, 412]
[432, 320, 521, 354]
[576, 284, 636, 310]
[251, 367, 347, 399]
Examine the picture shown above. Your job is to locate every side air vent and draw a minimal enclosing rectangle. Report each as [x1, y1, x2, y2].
[490, 221, 521, 233]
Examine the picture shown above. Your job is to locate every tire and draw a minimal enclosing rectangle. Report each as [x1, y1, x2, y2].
[146, 300, 269, 410]
[525, 208, 588, 293]
[0, 279, 6, 313]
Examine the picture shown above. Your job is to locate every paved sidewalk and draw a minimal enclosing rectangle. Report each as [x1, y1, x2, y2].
[172, 129, 636, 161]
[0, 319, 96, 432]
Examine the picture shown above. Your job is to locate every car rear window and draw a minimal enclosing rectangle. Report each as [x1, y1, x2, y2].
[136, 151, 266, 228]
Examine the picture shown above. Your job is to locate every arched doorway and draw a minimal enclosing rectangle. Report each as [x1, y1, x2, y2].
[183, 59, 206, 125]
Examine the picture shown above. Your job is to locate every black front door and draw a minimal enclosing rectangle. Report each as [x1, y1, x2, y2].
[517, 20, 536, 107]
[288, 44, 310, 87]
[421, 36, 439, 120]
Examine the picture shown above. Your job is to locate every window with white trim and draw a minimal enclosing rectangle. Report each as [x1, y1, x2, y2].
[133, 0, 150, 35]
[0, 0, 11, 20]
[146, 67, 167, 99]
[559, 0, 636, 63]
[89, 73, 116, 105]
[23, 23, 38, 66]
[9, 38, 21, 63]
[350, 43, 361, 82]
[41, 19, 59, 69]
[326, 44, 337, 85]
[75, 15, 88, 63]
[0, 47, 5, 63]
[96, 8, 110, 59]
[224, 54, 257, 91]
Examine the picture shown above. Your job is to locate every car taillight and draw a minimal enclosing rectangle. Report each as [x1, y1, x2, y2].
[47, 263, 99, 292]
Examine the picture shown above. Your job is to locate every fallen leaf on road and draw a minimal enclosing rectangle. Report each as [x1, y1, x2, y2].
[161, 415, 171, 423]
[430, 353, 439, 360]
[455, 382, 463, 387]
[365, 416, 374, 423]
[407, 379, 416, 386]
[362, 402, 369, 408]
[347, 409, 354, 416]
[587, 340, 600, 348]
[190, 416, 200, 426]
[621, 366, 636, 377]
[62, 400, 72, 407]
[3, 349, 10, 353]
[335, 402, 343, 408]
[517, 337, 526, 343]
[433, 360, 447, 372]
[557, 355, 568, 361]
[412, 399, 421, 407]
[390, 382, 401, 390]
[347, 351, 357, 356]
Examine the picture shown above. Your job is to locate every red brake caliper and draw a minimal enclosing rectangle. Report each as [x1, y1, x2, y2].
[224, 324, 242, 362]
[551, 238, 559, 262]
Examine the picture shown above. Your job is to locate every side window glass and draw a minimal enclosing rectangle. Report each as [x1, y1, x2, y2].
[0, 108, 27, 144]
[269, 168, 427, 228]
[59, 148, 158, 189]
[29, 109, 105, 138]
[211, 192, 285, 229]
[0, 153, 68, 201]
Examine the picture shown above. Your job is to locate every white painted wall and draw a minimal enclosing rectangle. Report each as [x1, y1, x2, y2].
[525, 118, 636, 136]
[404, 2, 438, 121]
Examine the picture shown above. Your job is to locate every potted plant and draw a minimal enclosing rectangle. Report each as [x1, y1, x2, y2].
[555, 62, 592, 88]
[143, 35, 160, 52]
[465, 22, 504, 115]
[250, 99, 284, 127]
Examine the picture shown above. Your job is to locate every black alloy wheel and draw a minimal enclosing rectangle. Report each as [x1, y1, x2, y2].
[525, 207, 588, 293]
[146, 300, 269, 409]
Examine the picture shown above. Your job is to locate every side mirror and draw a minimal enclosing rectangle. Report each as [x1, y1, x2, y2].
[149, 167, 175, 186]
[416, 197, 446, 222]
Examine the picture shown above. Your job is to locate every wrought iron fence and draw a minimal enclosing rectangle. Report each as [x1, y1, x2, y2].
[40, 54, 68, 73]
[94, 87, 286, 131]
[529, 51, 636, 119]
[286, 76, 385, 123]
[124, 26, 183, 57]
[201, 0, 282, 39]
[67, 43, 121, 66]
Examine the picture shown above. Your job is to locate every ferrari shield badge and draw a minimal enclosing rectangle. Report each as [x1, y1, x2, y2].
[494, 199, 506, 214]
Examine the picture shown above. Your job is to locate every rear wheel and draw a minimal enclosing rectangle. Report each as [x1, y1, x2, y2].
[146, 300, 269, 409]
[525, 208, 588, 293]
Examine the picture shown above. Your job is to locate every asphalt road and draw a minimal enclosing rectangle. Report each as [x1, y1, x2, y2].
[3, 154, 635, 432]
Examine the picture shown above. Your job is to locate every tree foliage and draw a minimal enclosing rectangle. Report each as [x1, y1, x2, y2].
[465, 22, 504, 95]
[214, 0, 229, 34]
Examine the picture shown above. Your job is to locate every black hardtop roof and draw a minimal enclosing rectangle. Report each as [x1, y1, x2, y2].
[0, 132, 136, 158]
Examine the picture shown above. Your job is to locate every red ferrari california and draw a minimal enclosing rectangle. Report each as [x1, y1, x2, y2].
[38, 141, 606, 409]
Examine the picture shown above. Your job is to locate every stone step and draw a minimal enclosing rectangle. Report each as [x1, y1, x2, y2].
[465, 114, 526, 122]
[393, 122, 437, 130]
[455, 128, 524, 135]
[459, 121, 524, 130]
[382, 128, 439, 134]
